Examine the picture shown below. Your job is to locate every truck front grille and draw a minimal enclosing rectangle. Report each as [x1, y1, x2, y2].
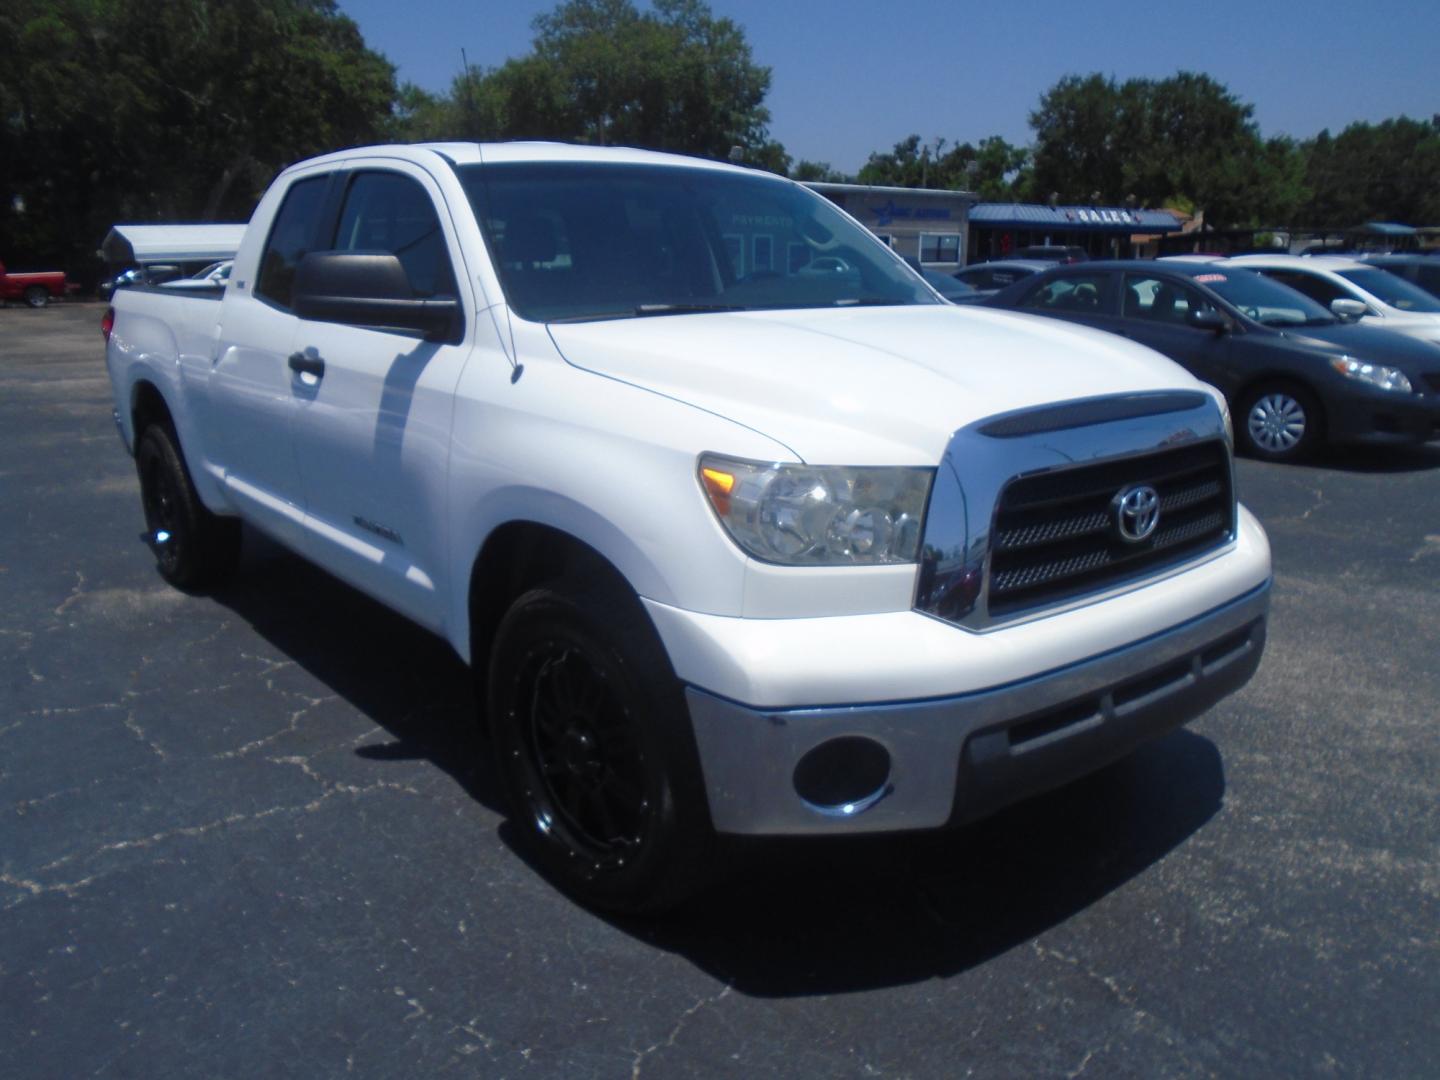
[987, 441, 1233, 616]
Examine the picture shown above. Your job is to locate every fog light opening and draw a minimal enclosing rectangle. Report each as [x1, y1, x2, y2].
[793, 736, 892, 818]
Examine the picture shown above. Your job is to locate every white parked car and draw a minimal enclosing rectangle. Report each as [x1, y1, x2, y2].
[1227, 254, 1440, 345]
[161, 260, 233, 290]
[103, 143, 1271, 910]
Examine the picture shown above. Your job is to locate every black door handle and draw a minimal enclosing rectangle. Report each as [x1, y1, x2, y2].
[288, 351, 325, 378]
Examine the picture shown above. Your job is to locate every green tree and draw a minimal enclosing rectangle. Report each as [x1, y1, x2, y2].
[0, 0, 396, 274]
[1298, 117, 1440, 226]
[404, 0, 784, 167]
[857, 134, 1029, 198]
[791, 160, 849, 183]
[1029, 71, 1278, 229]
[1028, 74, 1131, 204]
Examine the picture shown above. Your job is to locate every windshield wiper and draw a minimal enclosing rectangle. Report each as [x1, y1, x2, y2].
[546, 310, 635, 323]
[833, 297, 905, 307]
[633, 303, 746, 317]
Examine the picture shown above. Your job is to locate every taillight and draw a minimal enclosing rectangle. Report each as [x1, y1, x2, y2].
[101, 306, 115, 341]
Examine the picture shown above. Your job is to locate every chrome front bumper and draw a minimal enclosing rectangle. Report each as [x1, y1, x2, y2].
[686, 580, 1270, 836]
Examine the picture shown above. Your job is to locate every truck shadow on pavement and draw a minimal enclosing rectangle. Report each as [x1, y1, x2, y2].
[208, 534, 504, 817]
[211, 532, 1225, 998]
[616, 729, 1225, 996]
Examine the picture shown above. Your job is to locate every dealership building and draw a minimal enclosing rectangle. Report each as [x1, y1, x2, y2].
[968, 203, 1187, 261]
[805, 182, 977, 268]
[806, 183, 1188, 267]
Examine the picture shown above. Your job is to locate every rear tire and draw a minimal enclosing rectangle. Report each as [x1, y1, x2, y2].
[136, 424, 241, 589]
[1237, 382, 1324, 462]
[487, 579, 714, 912]
[24, 286, 48, 308]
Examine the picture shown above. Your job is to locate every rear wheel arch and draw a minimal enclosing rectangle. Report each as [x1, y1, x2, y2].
[130, 379, 175, 442]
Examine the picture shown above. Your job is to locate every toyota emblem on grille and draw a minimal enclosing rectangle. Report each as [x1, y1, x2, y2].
[1114, 484, 1160, 543]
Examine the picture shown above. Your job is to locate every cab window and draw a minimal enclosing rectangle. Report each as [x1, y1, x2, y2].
[255, 175, 329, 309]
[331, 171, 458, 298]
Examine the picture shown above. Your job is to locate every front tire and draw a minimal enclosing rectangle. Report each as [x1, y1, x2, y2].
[24, 286, 48, 308]
[1237, 382, 1323, 462]
[136, 424, 241, 589]
[487, 580, 713, 912]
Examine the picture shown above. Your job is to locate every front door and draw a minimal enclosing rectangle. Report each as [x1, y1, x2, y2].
[288, 164, 477, 630]
[1118, 273, 1232, 386]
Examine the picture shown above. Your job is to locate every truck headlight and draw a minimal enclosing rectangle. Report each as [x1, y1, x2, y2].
[699, 454, 933, 566]
[1330, 356, 1412, 394]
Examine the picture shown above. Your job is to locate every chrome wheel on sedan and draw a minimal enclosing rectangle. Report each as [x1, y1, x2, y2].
[1237, 383, 1323, 462]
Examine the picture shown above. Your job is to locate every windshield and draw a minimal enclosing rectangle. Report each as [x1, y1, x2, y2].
[1194, 268, 1336, 326]
[1338, 267, 1440, 313]
[457, 162, 937, 321]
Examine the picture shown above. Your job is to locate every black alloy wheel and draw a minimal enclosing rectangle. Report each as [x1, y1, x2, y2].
[488, 580, 713, 912]
[135, 424, 241, 589]
[517, 643, 649, 868]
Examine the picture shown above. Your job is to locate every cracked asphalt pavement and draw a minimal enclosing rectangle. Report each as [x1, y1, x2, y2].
[3, 303, 1437, 1077]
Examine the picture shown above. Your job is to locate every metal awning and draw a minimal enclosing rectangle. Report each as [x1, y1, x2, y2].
[1349, 222, 1417, 237]
[101, 224, 247, 265]
[972, 203, 1184, 232]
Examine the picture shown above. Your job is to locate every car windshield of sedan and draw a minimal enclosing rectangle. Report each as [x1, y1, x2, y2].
[458, 162, 938, 322]
[1195, 270, 1336, 326]
[1338, 268, 1440, 313]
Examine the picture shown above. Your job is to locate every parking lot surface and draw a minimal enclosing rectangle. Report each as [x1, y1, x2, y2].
[3, 303, 1437, 1078]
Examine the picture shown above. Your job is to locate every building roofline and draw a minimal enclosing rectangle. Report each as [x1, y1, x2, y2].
[804, 181, 977, 200]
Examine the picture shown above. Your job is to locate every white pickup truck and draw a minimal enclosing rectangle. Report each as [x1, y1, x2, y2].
[104, 143, 1271, 910]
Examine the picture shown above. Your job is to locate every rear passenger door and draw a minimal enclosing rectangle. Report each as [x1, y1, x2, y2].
[288, 163, 476, 630]
[209, 170, 331, 547]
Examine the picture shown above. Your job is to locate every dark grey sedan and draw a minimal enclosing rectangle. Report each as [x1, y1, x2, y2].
[985, 260, 1440, 461]
[951, 259, 1055, 302]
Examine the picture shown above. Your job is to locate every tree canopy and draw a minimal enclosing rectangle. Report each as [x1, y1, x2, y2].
[857, 134, 1029, 200]
[400, 0, 787, 170]
[1028, 71, 1271, 226]
[4, 1, 1438, 279]
[0, 0, 396, 275]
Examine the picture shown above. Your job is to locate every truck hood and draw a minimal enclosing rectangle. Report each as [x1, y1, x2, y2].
[546, 304, 1204, 464]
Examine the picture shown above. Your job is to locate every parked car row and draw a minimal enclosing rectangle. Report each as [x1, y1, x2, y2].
[978, 256, 1440, 461]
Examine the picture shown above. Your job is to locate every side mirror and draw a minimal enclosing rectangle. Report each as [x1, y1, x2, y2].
[1189, 307, 1229, 333]
[1331, 298, 1367, 320]
[293, 251, 458, 341]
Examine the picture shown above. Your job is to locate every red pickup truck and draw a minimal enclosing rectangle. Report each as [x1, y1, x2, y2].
[0, 260, 71, 307]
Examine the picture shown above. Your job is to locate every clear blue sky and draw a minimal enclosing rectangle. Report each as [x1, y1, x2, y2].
[339, 0, 1440, 173]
